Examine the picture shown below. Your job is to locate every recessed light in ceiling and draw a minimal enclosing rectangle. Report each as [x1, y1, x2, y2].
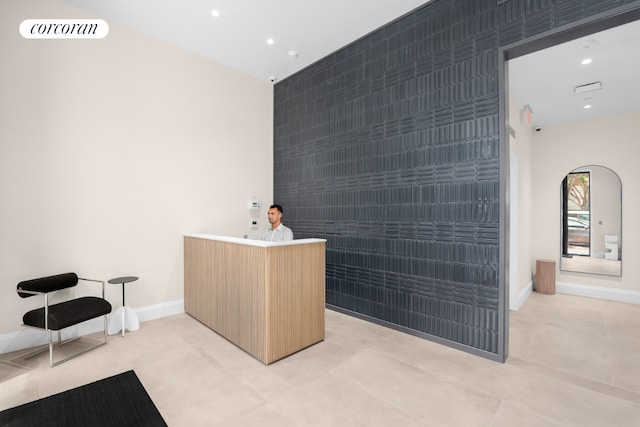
[584, 104, 592, 109]
[581, 58, 592, 65]
[266, 38, 274, 45]
[211, 9, 220, 18]
[578, 39, 597, 50]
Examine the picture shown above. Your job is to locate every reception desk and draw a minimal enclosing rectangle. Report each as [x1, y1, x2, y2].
[184, 234, 326, 364]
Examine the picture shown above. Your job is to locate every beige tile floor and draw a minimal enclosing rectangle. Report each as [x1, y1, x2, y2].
[2, 292, 640, 426]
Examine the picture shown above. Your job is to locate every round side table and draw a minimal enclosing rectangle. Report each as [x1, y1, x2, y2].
[107, 276, 139, 337]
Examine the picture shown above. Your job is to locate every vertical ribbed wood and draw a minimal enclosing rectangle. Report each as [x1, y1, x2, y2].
[265, 244, 326, 363]
[184, 237, 218, 326]
[184, 236, 325, 364]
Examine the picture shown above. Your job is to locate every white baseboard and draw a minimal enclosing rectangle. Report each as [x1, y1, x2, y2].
[133, 299, 185, 323]
[510, 280, 533, 311]
[0, 299, 184, 356]
[507, 280, 639, 312]
[556, 282, 640, 305]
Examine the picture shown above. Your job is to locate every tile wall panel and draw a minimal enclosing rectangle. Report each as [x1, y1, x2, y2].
[274, 0, 636, 358]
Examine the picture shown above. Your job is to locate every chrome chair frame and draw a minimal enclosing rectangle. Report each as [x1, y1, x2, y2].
[17, 276, 110, 367]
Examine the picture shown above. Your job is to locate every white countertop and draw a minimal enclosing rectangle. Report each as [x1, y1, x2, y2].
[184, 233, 326, 247]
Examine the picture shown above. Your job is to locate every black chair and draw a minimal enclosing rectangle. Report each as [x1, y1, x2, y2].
[16, 272, 112, 367]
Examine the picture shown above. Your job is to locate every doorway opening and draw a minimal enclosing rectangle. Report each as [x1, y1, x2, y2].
[499, 2, 640, 360]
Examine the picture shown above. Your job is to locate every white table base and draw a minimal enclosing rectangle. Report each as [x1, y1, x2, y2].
[108, 306, 139, 336]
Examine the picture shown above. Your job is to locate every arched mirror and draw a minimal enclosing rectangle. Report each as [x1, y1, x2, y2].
[560, 165, 621, 276]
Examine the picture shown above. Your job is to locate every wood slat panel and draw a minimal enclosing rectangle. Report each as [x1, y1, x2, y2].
[184, 236, 325, 364]
[265, 243, 325, 363]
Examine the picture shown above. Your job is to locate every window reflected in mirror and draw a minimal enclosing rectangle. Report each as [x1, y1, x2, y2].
[563, 171, 591, 256]
[560, 165, 621, 276]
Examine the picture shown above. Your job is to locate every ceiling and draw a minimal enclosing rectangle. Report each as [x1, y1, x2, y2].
[63, 0, 432, 83]
[62, 1, 639, 128]
[509, 18, 640, 129]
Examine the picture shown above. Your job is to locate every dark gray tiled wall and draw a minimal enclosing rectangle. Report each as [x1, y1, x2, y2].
[273, 0, 635, 358]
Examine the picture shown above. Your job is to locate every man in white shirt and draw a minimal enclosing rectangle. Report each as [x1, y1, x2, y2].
[262, 204, 294, 241]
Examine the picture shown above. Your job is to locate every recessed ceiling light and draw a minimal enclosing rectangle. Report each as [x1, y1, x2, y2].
[266, 38, 274, 45]
[584, 104, 592, 109]
[211, 9, 220, 18]
[578, 39, 597, 50]
[581, 58, 592, 65]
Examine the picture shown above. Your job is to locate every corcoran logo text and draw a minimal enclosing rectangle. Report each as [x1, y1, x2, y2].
[20, 19, 109, 39]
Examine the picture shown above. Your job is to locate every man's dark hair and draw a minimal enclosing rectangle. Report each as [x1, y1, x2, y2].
[270, 204, 283, 214]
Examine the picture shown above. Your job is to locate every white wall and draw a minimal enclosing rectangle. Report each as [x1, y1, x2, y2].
[508, 99, 534, 309]
[0, 0, 274, 339]
[531, 112, 639, 293]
